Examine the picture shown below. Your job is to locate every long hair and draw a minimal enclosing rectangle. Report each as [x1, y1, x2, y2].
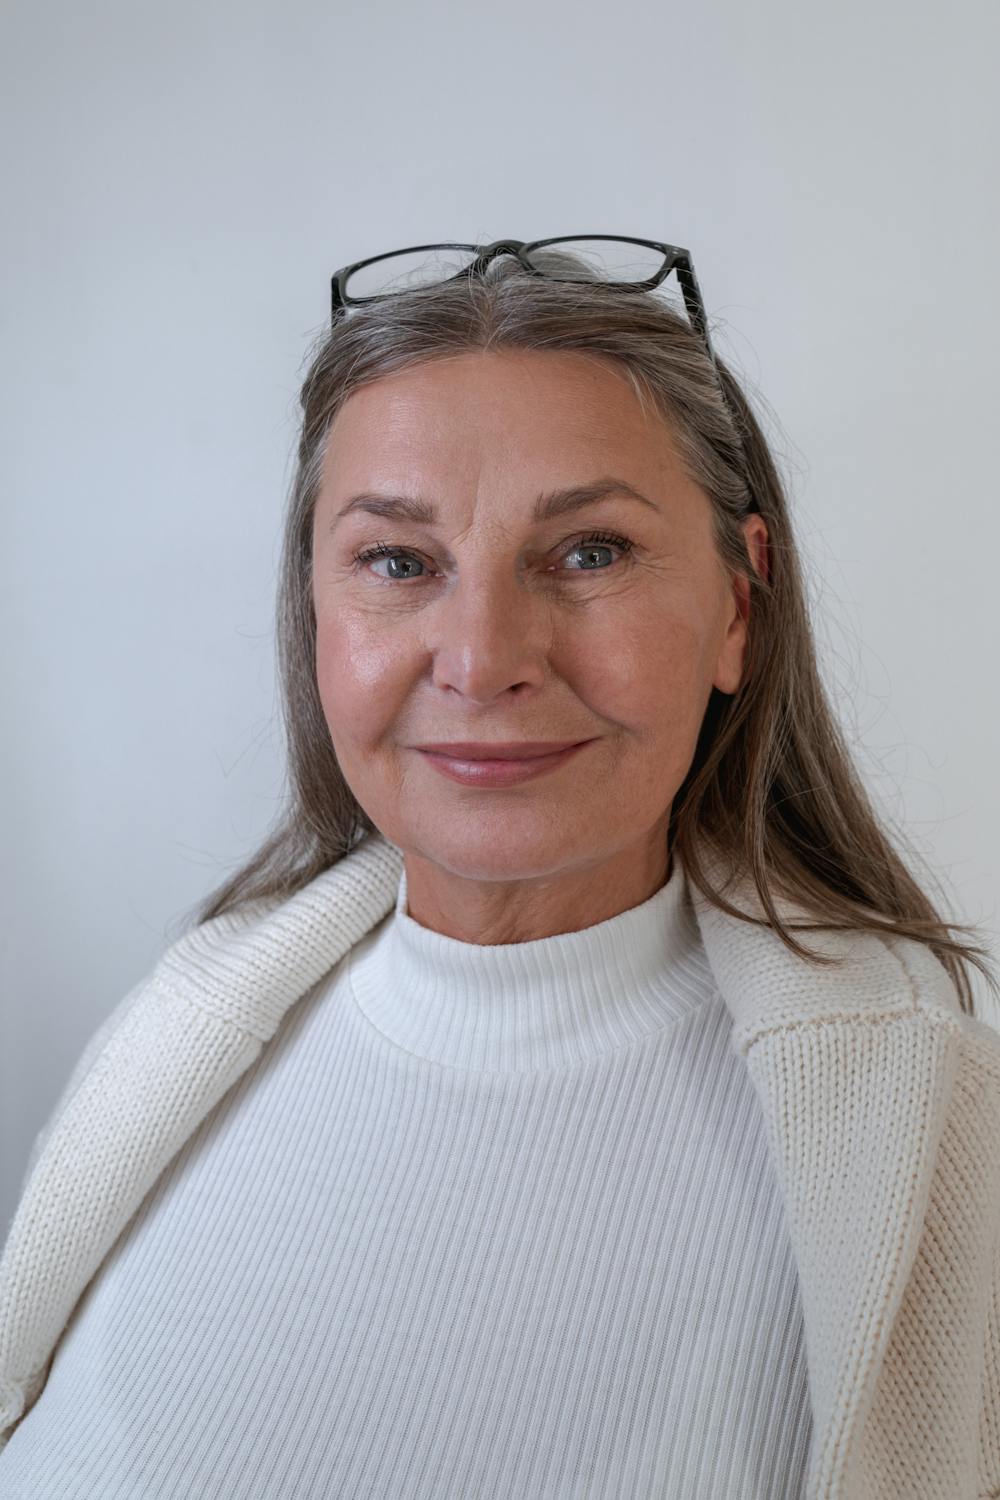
[173, 247, 997, 1019]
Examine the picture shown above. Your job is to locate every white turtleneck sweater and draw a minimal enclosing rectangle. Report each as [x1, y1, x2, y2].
[0, 858, 813, 1498]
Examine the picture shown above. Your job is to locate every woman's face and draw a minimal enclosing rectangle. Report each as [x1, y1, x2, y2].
[311, 348, 768, 943]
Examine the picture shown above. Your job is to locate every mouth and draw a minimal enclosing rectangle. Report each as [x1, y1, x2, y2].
[412, 740, 591, 761]
[414, 740, 593, 787]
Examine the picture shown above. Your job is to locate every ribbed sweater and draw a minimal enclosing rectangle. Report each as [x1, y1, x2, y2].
[0, 857, 814, 1498]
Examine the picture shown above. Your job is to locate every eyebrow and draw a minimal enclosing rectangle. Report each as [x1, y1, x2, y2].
[331, 476, 660, 530]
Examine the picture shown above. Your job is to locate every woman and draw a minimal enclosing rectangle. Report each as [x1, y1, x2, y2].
[1, 237, 997, 1499]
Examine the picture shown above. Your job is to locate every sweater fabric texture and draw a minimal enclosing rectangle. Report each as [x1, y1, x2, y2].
[0, 831, 998, 1499]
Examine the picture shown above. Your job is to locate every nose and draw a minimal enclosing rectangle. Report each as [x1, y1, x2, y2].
[427, 567, 552, 702]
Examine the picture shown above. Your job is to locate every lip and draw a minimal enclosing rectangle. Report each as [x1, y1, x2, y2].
[415, 740, 592, 787]
[413, 740, 588, 760]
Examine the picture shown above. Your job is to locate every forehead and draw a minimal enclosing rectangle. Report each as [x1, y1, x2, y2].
[322, 349, 683, 487]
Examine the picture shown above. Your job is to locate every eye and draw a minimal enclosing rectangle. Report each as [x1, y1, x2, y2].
[351, 541, 428, 582]
[561, 530, 636, 571]
[351, 529, 636, 583]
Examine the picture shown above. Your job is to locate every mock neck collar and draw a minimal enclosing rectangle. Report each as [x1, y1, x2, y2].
[347, 853, 714, 1072]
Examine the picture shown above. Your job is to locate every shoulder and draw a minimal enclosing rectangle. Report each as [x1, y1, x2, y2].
[25, 832, 404, 1187]
[21, 975, 150, 1189]
[689, 853, 998, 1064]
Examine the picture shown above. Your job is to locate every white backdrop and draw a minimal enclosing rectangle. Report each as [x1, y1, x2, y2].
[2, 0, 998, 1230]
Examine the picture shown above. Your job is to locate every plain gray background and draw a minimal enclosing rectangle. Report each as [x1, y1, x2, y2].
[2, 0, 998, 1233]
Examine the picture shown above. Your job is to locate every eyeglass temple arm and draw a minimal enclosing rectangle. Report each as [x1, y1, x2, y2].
[672, 255, 717, 367]
[671, 257, 762, 512]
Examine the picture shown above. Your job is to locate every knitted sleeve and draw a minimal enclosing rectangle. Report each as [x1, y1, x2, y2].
[15, 885, 282, 1203]
[19, 977, 151, 1198]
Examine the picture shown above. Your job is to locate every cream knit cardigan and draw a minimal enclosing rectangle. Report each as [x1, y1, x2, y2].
[1, 830, 999, 1499]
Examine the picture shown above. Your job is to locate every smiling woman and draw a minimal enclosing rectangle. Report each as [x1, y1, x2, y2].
[305, 343, 769, 944]
[2, 243, 999, 1500]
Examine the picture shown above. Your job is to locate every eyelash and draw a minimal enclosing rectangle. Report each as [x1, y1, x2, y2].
[350, 529, 636, 583]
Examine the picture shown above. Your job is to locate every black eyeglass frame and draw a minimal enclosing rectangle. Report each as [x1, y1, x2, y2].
[330, 236, 717, 366]
[328, 236, 759, 516]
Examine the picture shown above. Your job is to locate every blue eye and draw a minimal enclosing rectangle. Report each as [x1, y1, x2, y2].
[352, 542, 426, 581]
[563, 531, 636, 570]
[351, 529, 636, 582]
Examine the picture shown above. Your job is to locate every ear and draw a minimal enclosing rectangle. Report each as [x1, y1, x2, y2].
[712, 515, 770, 694]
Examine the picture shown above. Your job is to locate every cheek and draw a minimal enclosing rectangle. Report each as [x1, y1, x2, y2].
[314, 608, 408, 743]
[582, 612, 709, 733]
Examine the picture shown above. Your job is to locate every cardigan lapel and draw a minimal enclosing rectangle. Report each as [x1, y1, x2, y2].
[689, 863, 995, 1498]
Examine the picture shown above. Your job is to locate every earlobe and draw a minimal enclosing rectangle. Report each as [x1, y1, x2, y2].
[721, 582, 751, 695]
[716, 517, 769, 694]
[712, 562, 754, 696]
